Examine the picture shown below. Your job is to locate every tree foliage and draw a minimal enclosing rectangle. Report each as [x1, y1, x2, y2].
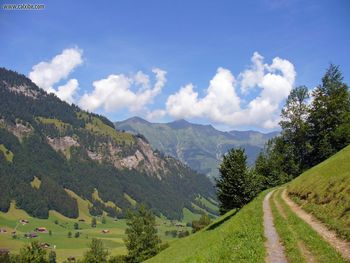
[124, 205, 161, 263]
[82, 238, 109, 263]
[216, 148, 259, 214]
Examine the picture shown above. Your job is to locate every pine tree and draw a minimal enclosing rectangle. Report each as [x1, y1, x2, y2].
[48, 250, 56, 263]
[308, 64, 350, 165]
[82, 238, 109, 263]
[280, 85, 311, 173]
[124, 205, 161, 263]
[216, 148, 258, 214]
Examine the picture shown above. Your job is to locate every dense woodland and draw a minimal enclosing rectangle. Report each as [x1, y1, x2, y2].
[0, 68, 215, 220]
[217, 64, 350, 213]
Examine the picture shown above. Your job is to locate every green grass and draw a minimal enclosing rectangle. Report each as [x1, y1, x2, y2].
[123, 193, 137, 207]
[271, 188, 347, 263]
[288, 145, 350, 240]
[147, 190, 268, 263]
[36, 117, 71, 132]
[270, 189, 308, 263]
[195, 196, 219, 212]
[0, 199, 184, 262]
[0, 144, 14, 162]
[77, 111, 134, 145]
[182, 208, 201, 224]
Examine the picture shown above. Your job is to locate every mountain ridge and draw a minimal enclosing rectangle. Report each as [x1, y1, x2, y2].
[115, 117, 278, 179]
[0, 67, 215, 220]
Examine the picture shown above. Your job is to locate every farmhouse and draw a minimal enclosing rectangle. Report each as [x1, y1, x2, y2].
[0, 228, 7, 233]
[40, 243, 50, 249]
[35, 227, 47, 232]
[102, 229, 110, 234]
[20, 219, 29, 225]
[24, 232, 38, 238]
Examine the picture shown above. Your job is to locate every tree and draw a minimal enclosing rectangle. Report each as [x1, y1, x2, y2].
[124, 205, 161, 263]
[48, 251, 56, 263]
[102, 216, 106, 224]
[91, 217, 97, 228]
[75, 231, 80, 238]
[308, 64, 350, 165]
[74, 222, 79, 230]
[280, 85, 311, 174]
[18, 241, 48, 263]
[68, 231, 72, 238]
[82, 238, 109, 263]
[216, 148, 259, 214]
[192, 214, 211, 232]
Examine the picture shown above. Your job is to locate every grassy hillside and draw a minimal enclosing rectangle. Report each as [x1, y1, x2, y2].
[288, 145, 350, 240]
[147, 190, 268, 263]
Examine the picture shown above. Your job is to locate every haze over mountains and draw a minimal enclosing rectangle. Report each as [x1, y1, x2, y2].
[115, 117, 278, 179]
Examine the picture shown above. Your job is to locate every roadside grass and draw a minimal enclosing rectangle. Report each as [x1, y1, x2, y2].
[288, 145, 350, 240]
[146, 190, 268, 263]
[270, 189, 307, 263]
[273, 188, 347, 263]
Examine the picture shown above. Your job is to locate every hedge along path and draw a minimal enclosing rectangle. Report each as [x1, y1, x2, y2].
[263, 190, 288, 263]
[282, 189, 350, 262]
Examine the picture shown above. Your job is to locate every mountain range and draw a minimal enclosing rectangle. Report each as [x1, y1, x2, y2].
[115, 117, 278, 179]
[0, 68, 216, 220]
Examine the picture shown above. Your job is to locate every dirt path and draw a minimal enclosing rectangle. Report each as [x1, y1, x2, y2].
[263, 190, 288, 263]
[282, 189, 350, 262]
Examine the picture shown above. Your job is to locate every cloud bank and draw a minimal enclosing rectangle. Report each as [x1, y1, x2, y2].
[150, 52, 296, 129]
[29, 47, 83, 103]
[79, 68, 166, 112]
[28, 48, 295, 129]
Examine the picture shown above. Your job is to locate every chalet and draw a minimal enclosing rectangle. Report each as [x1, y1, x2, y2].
[24, 232, 38, 238]
[78, 219, 85, 222]
[40, 243, 50, 249]
[67, 256, 76, 262]
[0, 228, 7, 233]
[20, 219, 29, 225]
[101, 229, 110, 234]
[36, 227, 47, 232]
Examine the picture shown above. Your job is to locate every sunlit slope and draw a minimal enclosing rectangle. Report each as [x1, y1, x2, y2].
[146, 191, 268, 263]
[288, 145, 350, 240]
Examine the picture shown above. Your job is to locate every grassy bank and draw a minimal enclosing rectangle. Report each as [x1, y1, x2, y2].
[271, 188, 347, 263]
[288, 145, 350, 240]
[147, 190, 268, 263]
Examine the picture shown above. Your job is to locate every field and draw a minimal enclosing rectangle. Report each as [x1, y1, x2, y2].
[0, 193, 197, 262]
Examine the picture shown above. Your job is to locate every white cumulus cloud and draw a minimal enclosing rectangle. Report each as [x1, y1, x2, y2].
[79, 68, 167, 113]
[29, 47, 83, 104]
[153, 52, 296, 129]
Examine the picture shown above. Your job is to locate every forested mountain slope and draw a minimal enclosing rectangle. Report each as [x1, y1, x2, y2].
[0, 68, 215, 220]
[115, 117, 277, 179]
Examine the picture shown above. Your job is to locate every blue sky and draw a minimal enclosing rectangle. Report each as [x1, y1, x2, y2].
[1, 0, 349, 131]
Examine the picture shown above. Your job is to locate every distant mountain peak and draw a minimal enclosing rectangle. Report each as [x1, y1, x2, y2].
[168, 119, 191, 129]
[126, 116, 150, 124]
